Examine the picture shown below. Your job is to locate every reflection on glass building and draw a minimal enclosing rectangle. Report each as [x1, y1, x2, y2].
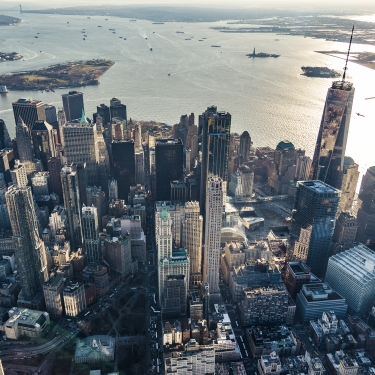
[310, 80, 355, 190]
[291, 180, 340, 278]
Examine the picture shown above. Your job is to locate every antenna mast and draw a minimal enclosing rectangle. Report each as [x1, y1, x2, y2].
[343, 25, 354, 81]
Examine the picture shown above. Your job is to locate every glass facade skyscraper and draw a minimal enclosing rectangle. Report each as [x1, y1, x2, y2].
[310, 80, 355, 190]
[291, 180, 340, 278]
[199, 106, 231, 213]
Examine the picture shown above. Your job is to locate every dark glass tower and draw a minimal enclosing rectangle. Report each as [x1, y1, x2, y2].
[291, 180, 340, 278]
[62, 91, 84, 121]
[310, 80, 355, 190]
[356, 167, 375, 248]
[31, 120, 55, 170]
[155, 139, 183, 201]
[199, 106, 231, 213]
[239, 131, 252, 161]
[95, 104, 110, 126]
[110, 98, 127, 121]
[111, 139, 135, 201]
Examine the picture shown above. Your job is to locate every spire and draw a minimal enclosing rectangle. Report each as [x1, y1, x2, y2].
[79, 108, 86, 124]
[343, 25, 354, 81]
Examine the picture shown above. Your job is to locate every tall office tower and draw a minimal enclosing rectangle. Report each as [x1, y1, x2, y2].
[134, 123, 142, 149]
[43, 274, 65, 317]
[15, 117, 33, 163]
[356, 166, 375, 247]
[111, 139, 135, 201]
[295, 155, 312, 181]
[332, 212, 357, 254]
[104, 234, 132, 277]
[87, 185, 106, 231]
[5, 185, 48, 301]
[203, 177, 223, 295]
[338, 157, 359, 213]
[157, 203, 173, 260]
[182, 201, 203, 287]
[31, 120, 55, 170]
[155, 139, 183, 201]
[62, 91, 84, 121]
[135, 150, 145, 186]
[108, 179, 118, 200]
[0, 119, 12, 149]
[110, 98, 127, 121]
[61, 165, 83, 249]
[268, 140, 296, 195]
[11, 161, 28, 187]
[12, 98, 46, 130]
[95, 104, 110, 126]
[76, 162, 88, 206]
[239, 131, 252, 161]
[290, 180, 340, 278]
[325, 244, 375, 316]
[82, 205, 100, 264]
[310, 80, 355, 190]
[57, 109, 66, 146]
[62, 119, 99, 186]
[44, 104, 57, 124]
[199, 106, 231, 213]
[48, 157, 63, 199]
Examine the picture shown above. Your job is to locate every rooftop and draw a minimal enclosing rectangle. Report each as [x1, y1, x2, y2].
[298, 180, 340, 194]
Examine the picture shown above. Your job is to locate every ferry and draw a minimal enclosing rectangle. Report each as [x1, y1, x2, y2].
[98, 25, 102, 28]
[0, 86, 8, 94]
[150, 47, 153, 51]
[109, 28, 115, 31]
[34, 36, 38, 38]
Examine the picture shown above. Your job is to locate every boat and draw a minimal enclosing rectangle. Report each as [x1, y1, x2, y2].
[37, 32, 39, 34]
[84, 35, 87, 37]
[202, 37, 207, 39]
[168, 73, 171, 76]
[0, 86, 8, 94]
[145, 37, 147, 40]
[109, 28, 115, 31]
[67, 21, 69, 24]
[211, 45, 221, 47]
[199, 39, 204, 41]
[176, 31, 185, 34]
[150, 47, 153, 51]
[124, 38, 127, 40]
[83, 38, 85, 40]
[275, 39, 280, 41]
[105, 18, 108, 20]
[129, 19, 137, 22]
[185, 38, 191, 40]
[113, 32, 116, 34]
[87, 17, 90, 19]
[98, 25, 102, 28]
[119, 36, 123, 38]
[153, 22, 164, 24]
[153, 31, 155, 33]
[34, 36, 38, 38]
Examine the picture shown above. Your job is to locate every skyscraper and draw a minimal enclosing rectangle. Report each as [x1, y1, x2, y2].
[31, 120, 55, 170]
[95, 104, 110, 126]
[62, 91, 84, 121]
[61, 165, 83, 249]
[48, 157, 63, 199]
[5, 185, 48, 301]
[111, 139, 135, 201]
[0, 119, 12, 150]
[310, 80, 355, 190]
[356, 166, 375, 247]
[239, 131, 252, 161]
[203, 177, 223, 295]
[12, 98, 46, 130]
[182, 201, 203, 287]
[155, 139, 183, 201]
[338, 156, 359, 214]
[62, 119, 99, 186]
[110, 98, 127, 121]
[199, 106, 231, 213]
[82, 205, 100, 264]
[291, 180, 340, 278]
[15, 117, 33, 163]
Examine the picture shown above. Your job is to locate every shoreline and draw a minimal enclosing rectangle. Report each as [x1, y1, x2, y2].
[315, 51, 375, 72]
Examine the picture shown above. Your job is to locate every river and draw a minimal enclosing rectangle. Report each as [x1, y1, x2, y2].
[0, 11, 374, 180]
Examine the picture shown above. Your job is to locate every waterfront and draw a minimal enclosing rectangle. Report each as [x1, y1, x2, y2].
[0, 11, 375, 179]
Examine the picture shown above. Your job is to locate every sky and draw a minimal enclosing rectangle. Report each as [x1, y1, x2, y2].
[1, 0, 375, 11]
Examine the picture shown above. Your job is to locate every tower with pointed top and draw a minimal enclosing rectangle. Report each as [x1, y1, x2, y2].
[310, 27, 355, 190]
[82, 204, 100, 264]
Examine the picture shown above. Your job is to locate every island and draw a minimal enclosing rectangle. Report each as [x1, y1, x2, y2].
[0, 51, 23, 62]
[247, 48, 279, 58]
[0, 59, 114, 91]
[0, 14, 21, 26]
[301, 66, 341, 78]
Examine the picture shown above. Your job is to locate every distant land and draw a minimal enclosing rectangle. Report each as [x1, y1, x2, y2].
[0, 14, 21, 26]
[315, 51, 375, 71]
[0, 59, 114, 91]
[300, 66, 341, 78]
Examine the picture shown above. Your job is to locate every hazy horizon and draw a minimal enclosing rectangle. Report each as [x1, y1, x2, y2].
[1, 0, 375, 12]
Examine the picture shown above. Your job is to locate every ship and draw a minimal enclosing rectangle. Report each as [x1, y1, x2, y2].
[211, 45, 221, 47]
[150, 48, 153, 51]
[153, 22, 164, 24]
[34, 36, 38, 38]
[0, 85, 8, 94]
[129, 19, 137, 22]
